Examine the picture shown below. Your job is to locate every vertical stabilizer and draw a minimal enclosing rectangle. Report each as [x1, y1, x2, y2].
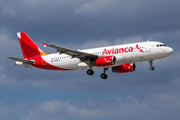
[17, 32, 47, 59]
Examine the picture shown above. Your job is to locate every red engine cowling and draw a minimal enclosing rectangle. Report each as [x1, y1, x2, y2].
[95, 56, 116, 66]
[112, 63, 136, 73]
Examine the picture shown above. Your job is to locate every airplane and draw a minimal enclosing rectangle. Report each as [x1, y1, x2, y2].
[7, 32, 173, 79]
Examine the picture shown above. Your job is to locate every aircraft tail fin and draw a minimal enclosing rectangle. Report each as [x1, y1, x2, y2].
[17, 32, 48, 59]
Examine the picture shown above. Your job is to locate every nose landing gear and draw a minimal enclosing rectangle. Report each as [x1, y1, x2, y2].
[149, 60, 155, 70]
[150, 66, 155, 70]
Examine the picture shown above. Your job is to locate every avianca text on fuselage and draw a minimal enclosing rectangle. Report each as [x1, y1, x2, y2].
[102, 44, 144, 55]
[7, 32, 173, 79]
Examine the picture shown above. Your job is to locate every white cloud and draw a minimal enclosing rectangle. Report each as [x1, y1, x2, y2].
[0, 93, 180, 120]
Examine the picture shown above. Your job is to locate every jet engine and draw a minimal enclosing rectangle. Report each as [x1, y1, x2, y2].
[95, 56, 116, 66]
[112, 63, 136, 73]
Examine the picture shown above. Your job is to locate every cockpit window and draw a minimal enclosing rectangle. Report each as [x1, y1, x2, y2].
[157, 44, 166, 47]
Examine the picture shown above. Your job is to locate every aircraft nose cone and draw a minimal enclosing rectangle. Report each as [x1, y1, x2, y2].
[168, 47, 174, 55]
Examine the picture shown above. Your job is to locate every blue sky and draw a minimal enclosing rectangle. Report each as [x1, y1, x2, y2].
[0, 0, 180, 120]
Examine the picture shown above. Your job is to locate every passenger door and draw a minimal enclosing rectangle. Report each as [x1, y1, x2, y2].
[145, 42, 151, 52]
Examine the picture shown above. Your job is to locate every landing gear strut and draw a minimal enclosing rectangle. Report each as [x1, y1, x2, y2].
[87, 64, 94, 76]
[149, 60, 155, 70]
[101, 68, 108, 79]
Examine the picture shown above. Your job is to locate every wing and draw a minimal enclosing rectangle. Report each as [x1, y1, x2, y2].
[43, 43, 98, 62]
[7, 57, 34, 64]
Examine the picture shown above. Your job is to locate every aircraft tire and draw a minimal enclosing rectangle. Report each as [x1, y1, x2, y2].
[101, 73, 107, 79]
[87, 69, 94, 75]
[150, 66, 155, 70]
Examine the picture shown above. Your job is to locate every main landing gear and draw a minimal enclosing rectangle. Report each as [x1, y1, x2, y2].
[149, 60, 155, 70]
[100, 68, 108, 80]
[87, 68, 108, 79]
[87, 69, 94, 75]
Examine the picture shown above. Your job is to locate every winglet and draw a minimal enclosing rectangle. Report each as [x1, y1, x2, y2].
[43, 43, 48, 48]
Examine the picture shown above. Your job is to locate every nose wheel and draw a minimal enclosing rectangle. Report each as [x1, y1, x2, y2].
[150, 66, 155, 70]
[149, 60, 155, 70]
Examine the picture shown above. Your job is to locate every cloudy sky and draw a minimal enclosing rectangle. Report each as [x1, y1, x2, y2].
[0, 0, 180, 120]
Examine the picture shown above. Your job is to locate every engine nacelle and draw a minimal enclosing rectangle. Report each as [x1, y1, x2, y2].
[112, 63, 136, 73]
[95, 56, 116, 66]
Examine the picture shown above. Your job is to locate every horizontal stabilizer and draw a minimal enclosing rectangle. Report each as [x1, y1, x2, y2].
[7, 57, 34, 64]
